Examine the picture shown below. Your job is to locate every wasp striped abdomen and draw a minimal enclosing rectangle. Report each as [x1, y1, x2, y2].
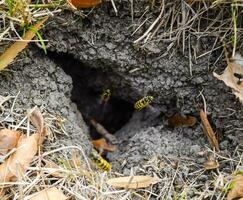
[134, 96, 154, 110]
[90, 150, 111, 171]
[100, 89, 111, 103]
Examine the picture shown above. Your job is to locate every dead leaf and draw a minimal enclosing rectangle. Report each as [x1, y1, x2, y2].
[28, 187, 67, 200]
[227, 175, 243, 200]
[69, 0, 101, 8]
[29, 107, 44, 134]
[0, 133, 41, 182]
[0, 17, 48, 71]
[214, 54, 243, 103]
[204, 156, 219, 170]
[106, 175, 161, 189]
[29, 107, 48, 145]
[92, 138, 116, 152]
[168, 113, 197, 127]
[0, 129, 21, 156]
[199, 109, 219, 151]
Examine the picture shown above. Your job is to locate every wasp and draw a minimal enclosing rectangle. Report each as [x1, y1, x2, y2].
[100, 89, 111, 103]
[90, 150, 111, 171]
[134, 96, 154, 110]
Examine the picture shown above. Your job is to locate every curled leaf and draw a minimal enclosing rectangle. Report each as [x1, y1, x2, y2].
[168, 113, 197, 127]
[0, 129, 21, 156]
[106, 175, 161, 189]
[28, 187, 67, 200]
[29, 107, 44, 134]
[227, 175, 243, 200]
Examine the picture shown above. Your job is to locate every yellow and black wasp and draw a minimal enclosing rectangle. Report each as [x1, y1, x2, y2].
[100, 89, 111, 103]
[134, 96, 154, 111]
[90, 149, 111, 171]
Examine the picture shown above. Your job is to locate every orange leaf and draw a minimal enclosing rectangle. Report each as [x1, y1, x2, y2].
[92, 138, 116, 152]
[227, 175, 243, 200]
[28, 187, 67, 200]
[0, 129, 21, 156]
[70, 0, 101, 8]
[168, 113, 197, 127]
[199, 109, 219, 151]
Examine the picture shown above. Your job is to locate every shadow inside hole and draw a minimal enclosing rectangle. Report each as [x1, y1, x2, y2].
[49, 52, 134, 139]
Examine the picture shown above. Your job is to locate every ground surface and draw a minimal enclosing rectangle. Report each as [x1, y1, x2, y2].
[42, 2, 242, 170]
[0, 1, 243, 199]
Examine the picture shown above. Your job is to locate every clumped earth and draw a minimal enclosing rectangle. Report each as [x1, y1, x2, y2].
[0, 0, 243, 199]
[43, 2, 242, 167]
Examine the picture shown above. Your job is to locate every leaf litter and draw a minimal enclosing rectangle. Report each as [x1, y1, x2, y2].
[0, 107, 47, 184]
[214, 53, 243, 103]
[227, 174, 243, 200]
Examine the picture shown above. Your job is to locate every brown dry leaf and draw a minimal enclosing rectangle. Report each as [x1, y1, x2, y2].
[168, 113, 197, 127]
[106, 175, 161, 189]
[28, 187, 67, 200]
[213, 57, 243, 103]
[227, 175, 243, 200]
[29, 107, 44, 134]
[0, 133, 42, 182]
[92, 138, 116, 152]
[0, 17, 48, 71]
[0, 129, 21, 156]
[199, 109, 219, 151]
[69, 0, 101, 8]
[204, 156, 219, 170]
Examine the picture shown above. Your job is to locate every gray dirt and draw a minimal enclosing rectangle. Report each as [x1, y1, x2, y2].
[0, 49, 91, 154]
[42, 2, 242, 172]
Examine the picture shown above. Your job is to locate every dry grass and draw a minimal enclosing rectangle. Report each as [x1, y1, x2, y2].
[132, 0, 243, 69]
[0, 0, 65, 53]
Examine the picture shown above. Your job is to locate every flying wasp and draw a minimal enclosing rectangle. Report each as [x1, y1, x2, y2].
[90, 149, 111, 171]
[100, 89, 111, 103]
[134, 96, 154, 111]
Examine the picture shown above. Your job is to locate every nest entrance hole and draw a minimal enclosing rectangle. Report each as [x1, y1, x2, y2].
[49, 52, 134, 140]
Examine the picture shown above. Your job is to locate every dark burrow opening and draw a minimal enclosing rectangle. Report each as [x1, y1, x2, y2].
[48, 52, 134, 141]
